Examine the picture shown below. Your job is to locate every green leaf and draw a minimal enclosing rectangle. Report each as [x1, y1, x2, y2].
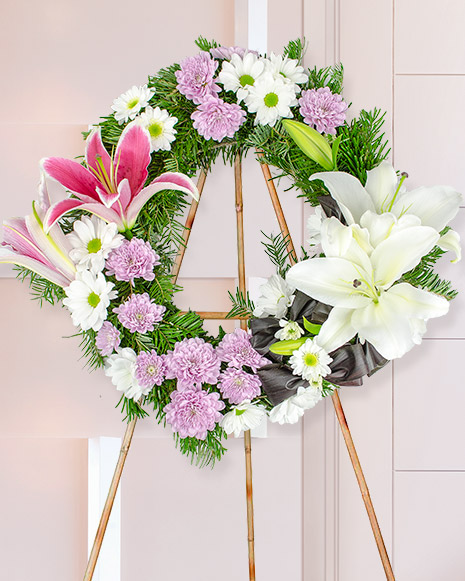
[269, 338, 307, 355]
[302, 317, 321, 335]
[282, 119, 334, 170]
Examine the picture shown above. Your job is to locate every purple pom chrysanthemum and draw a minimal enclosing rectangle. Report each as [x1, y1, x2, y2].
[135, 350, 166, 389]
[210, 46, 257, 60]
[191, 96, 246, 142]
[113, 293, 166, 334]
[299, 87, 348, 135]
[164, 388, 225, 440]
[105, 238, 160, 284]
[165, 337, 221, 390]
[175, 53, 220, 105]
[96, 321, 121, 356]
[216, 328, 268, 372]
[218, 367, 262, 404]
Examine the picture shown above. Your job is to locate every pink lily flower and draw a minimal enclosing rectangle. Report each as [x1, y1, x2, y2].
[42, 124, 199, 232]
[0, 175, 76, 287]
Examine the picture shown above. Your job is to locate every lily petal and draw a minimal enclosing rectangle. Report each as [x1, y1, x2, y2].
[392, 185, 462, 232]
[125, 172, 199, 228]
[316, 307, 357, 353]
[286, 257, 371, 308]
[364, 161, 398, 212]
[371, 225, 439, 288]
[41, 157, 100, 202]
[44, 198, 86, 232]
[311, 171, 375, 224]
[2, 218, 48, 263]
[0, 248, 71, 287]
[438, 229, 461, 262]
[85, 128, 112, 178]
[351, 292, 417, 359]
[387, 283, 449, 320]
[115, 124, 151, 199]
[96, 185, 120, 208]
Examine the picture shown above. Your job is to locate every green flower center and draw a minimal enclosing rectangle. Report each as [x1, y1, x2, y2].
[264, 92, 279, 108]
[239, 74, 255, 87]
[148, 121, 163, 138]
[88, 292, 100, 308]
[127, 97, 140, 109]
[304, 353, 318, 367]
[147, 365, 156, 376]
[87, 238, 102, 254]
[235, 408, 246, 416]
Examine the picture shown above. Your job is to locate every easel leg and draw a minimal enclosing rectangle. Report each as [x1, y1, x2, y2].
[235, 153, 257, 581]
[83, 169, 208, 580]
[257, 156, 395, 580]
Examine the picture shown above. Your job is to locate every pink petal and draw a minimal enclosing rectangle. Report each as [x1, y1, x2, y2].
[0, 248, 71, 287]
[125, 173, 199, 228]
[85, 128, 113, 178]
[42, 157, 100, 201]
[96, 185, 120, 208]
[151, 172, 199, 201]
[115, 124, 151, 199]
[76, 203, 125, 231]
[117, 178, 132, 211]
[2, 218, 48, 263]
[44, 198, 85, 232]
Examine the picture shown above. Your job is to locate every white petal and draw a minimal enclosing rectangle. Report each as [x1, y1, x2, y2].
[371, 225, 439, 288]
[351, 293, 416, 359]
[386, 283, 449, 321]
[311, 171, 375, 224]
[364, 161, 398, 212]
[392, 186, 462, 232]
[315, 307, 357, 353]
[438, 229, 461, 262]
[286, 258, 370, 308]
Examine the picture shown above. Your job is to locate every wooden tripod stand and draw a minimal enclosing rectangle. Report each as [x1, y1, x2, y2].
[83, 152, 395, 581]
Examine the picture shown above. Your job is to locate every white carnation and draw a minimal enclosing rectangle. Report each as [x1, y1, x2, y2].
[253, 274, 295, 319]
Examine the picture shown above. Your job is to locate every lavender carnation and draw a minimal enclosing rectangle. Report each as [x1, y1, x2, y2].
[113, 293, 166, 334]
[299, 87, 348, 135]
[218, 367, 262, 404]
[216, 329, 268, 372]
[191, 96, 246, 142]
[106, 238, 160, 284]
[165, 337, 221, 390]
[96, 321, 121, 356]
[164, 389, 225, 440]
[175, 53, 220, 105]
[135, 350, 166, 389]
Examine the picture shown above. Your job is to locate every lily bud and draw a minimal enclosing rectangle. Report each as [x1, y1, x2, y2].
[282, 119, 337, 170]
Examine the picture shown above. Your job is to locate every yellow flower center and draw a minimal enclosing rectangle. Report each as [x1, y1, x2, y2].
[148, 121, 163, 138]
[87, 238, 102, 253]
[304, 353, 318, 367]
[88, 292, 100, 308]
[239, 74, 255, 87]
[127, 97, 140, 109]
[264, 92, 279, 107]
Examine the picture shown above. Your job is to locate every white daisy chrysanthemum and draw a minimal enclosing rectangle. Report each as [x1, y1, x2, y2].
[253, 274, 295, 319]
[105, 348, 149, 400]
[265, 53, 308, 92]
[217, 52, 266, 102]
[111, 85, 154, 125]
[132, 106, 178, 152]
[289, 338, 332, 382]
[220, 402, 266, 437]
[269, 385, 323, 425]
[244, 72, 297, 126]
[63, 271, 117, 332]
[67, 216, 123, 274]
[274, 319, 304, 341]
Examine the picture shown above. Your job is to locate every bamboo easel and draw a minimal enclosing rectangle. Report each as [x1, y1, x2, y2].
[84, 152, 395, 581]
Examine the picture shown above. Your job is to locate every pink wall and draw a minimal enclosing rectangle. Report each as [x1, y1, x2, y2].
[1, 1, 464, 580]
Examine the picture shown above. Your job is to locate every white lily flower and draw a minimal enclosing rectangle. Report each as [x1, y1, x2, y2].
[287, 216, 450, 360]
[311, 161, 462, 261]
